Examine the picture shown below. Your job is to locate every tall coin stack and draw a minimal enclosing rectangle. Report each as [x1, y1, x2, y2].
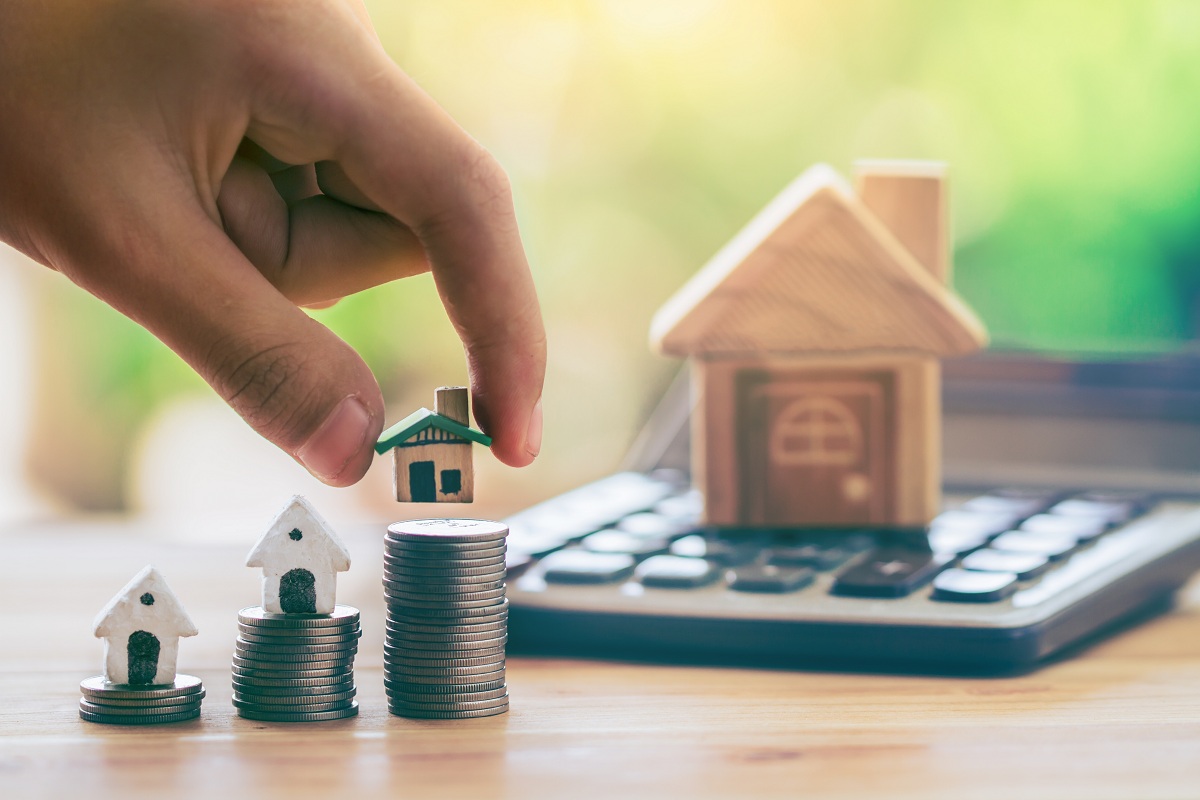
[78, 675, 204, 725]
[383, 519, 510, 718]
[232, 605, 361, 721]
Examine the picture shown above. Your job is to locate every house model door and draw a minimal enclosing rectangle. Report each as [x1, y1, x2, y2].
[738, 371, 894, 526]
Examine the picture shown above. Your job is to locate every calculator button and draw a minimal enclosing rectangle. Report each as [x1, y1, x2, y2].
[990, 531, 1077, 560]
[1049, 499, 1138, 525]
[927, 527, 990, 557]
[831, 548, 949, 598]
[959, 548, 1050, 580]
[931, 509, 1021, 536]
[1019, 514, 1109, 542]
[768, 544, 852, 571]
[931, 568, 1018, 603]
[541, 550, 636, 584]
[635, 556, 720, 588]
[960, 494, 1050, 517]
[654, 490, 704, 524]
[726, 564, 814, 593]
[993, 487, 1065, 503]
[616, 512, 697, 539]
[581, 530, 670, 557]
[669, 535, 758, 565]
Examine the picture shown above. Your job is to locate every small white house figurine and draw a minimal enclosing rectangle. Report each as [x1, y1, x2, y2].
[246, 495, 351, 615]
[92, 566, 198, 686]
[375, 386, 492, 503]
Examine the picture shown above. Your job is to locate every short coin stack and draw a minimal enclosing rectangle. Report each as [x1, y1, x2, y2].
[232, 605, 361, 721]
[78, 674, 204, 724]
[383, 519, 510, 718]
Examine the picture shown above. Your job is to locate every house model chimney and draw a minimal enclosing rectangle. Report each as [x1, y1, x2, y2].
[853, 160, 949, 283]
[435, 386, 469, 425]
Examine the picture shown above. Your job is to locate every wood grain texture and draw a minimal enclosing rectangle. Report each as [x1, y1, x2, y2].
[853, 160, 950, 283]
[650, 164, 986, 359]
[1, 524, 1198, 800]
[392, 439, 474, 503]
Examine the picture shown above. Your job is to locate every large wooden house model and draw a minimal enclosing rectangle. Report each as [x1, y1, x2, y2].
[375, 387, 492, 503]
[651, 161, 988, 529]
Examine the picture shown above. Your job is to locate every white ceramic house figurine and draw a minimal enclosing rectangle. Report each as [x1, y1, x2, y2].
[92, 565, 199, 686]
[246, 495, 351, 615]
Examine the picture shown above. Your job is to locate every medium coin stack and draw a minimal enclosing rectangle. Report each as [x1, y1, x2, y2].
[78, 674, 204, 725]
[232, 605, 361, 721]
[383, 519, 510, 718]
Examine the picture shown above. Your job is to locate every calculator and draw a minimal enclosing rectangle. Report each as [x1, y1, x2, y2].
[503, 353, 1200, 671]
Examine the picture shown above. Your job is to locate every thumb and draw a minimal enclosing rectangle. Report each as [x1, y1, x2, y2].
[75, 189, 384, 486]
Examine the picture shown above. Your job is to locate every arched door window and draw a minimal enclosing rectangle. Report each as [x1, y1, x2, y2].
[768, 396, 862, 467]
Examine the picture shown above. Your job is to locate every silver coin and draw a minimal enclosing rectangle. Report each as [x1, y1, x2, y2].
[81, 690, 208, 708]
[385, 614, 508, 631]
[80, 707, 202, 725]
[232, 679, 355, 696]
[385, 654, 505, 671]
[387, 518, 508, 542]
[384, 531, 506, 546]
[235, 638, 360, 655]
[385, 619, 507, 636]
[234, 642, 357, 659]
[387, 702, 509, 720]
[237, 629, 361, 645]
[79, 698, 203, 717]
[388, 694, 508, 712]
[232, 670, 353, 687]
[383, 562, 507, 578]
[384, 543, 508, 561]
[383, 661, 505, 678]
[231, 663, 353, 679]
[385, 625, 507, 642]
[388, 598, 508, 616]
[385, 681, 507, 698]
[378, 579, 507, 596]
[80, 674, 204, 701]
[383, 669, 506, 687]
[229, 690, 350, 705]
[387, 686, 509, 703]
[238, 605, 361, 628]
[384, 636, 507, 653]
[383, 550, 506, 566]
[232, 655, 356, 671]
[384, 644, 505, 663]
[236, 701, 359, 722]
[383, 594, 507, 611]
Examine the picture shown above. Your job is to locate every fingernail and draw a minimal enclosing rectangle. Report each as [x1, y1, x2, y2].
[296, 395, 371, 481]
[525, 399, 543, 458]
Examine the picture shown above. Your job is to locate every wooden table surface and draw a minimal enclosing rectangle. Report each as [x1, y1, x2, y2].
[2, 519, 1200, 800]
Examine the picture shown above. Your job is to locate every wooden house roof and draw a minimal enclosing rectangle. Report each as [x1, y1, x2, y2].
[375, 408, 492, 455]
[650, 164, 988, 359]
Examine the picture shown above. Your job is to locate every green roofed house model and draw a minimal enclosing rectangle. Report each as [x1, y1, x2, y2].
[375, 386, 492, 503]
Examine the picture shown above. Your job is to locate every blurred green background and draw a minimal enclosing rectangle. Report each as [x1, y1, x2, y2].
[17, 0, 1200, 512]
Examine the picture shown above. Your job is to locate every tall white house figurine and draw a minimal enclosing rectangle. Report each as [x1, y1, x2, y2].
[92, 566, 199, 686]
[246, 495, 351, 615]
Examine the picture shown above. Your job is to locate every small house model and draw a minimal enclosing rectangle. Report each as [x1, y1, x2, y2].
[651, 161, 988, 529]
[92, 566, 198, 685]
[375, 386, 492, 503]
[246, 495, 351, 615]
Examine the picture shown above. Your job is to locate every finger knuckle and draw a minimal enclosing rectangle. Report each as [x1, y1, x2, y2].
[208, 338, 315, 444]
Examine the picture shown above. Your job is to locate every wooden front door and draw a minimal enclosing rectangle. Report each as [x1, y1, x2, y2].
[738, 369, 895, 527]
[409, 461, 437, 502]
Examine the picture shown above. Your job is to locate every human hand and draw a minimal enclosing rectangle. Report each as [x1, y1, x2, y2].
[0, 0, 546, 485]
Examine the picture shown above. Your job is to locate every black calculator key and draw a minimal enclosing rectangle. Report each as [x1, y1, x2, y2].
[1019, 514, 1109, 542]
[726, 564, 814, 593]
[931, 568, 1018, 603]
[669, 535, 758, 566]
[581, 530, 670, 557]
[1049, 498, 1138, 525]
[959, 548, 1050, 580]
[769, 544, 852, 571]
[831, 548, 949, 598]
[635, 556, 720, 589]
[541, 550, 636, 584]
[990, 531, 1077, 560]
[616, 512, 697, 539]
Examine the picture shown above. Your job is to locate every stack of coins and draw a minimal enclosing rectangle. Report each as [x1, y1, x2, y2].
[383, 519, 510, 718]
[232, 605, 361, 721]
[78, 674, 204, 724]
